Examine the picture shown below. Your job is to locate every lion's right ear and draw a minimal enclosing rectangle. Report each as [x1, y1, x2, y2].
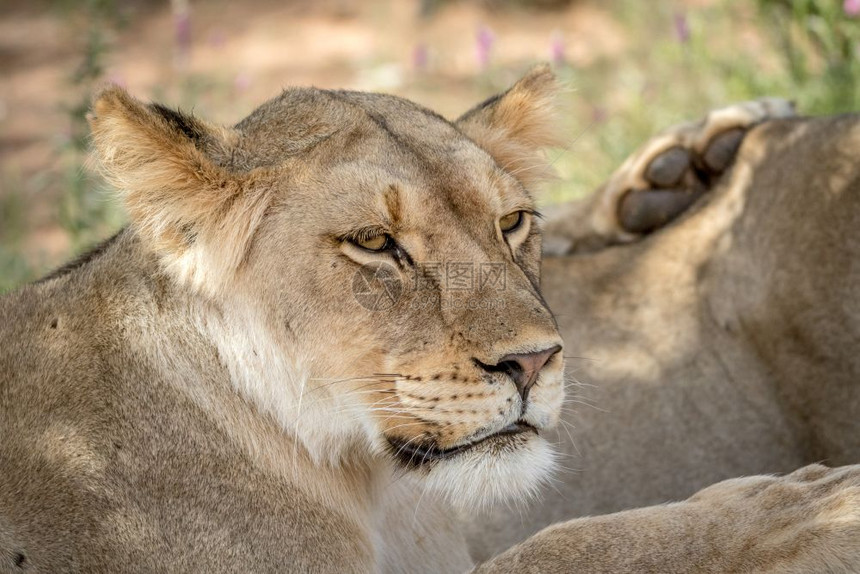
[456, 65, 565, 189]
[88, 86, 272, 296]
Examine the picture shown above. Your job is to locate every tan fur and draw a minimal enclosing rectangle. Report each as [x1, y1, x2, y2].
[475, 465, 860, 573]
[89, 89, 277, 297]
[0, 68, 565, 573]
[2, 68, 860, 573]
[457, 64, 565, 188]
[469, 104, 860, 570]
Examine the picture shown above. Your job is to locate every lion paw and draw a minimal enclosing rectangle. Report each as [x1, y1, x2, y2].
[613, 98, 795, 235]
[542, 98, 795, 255]
[690, 464, 860, 572]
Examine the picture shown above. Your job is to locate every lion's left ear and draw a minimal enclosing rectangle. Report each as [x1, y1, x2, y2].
[455, 65, 565, 188]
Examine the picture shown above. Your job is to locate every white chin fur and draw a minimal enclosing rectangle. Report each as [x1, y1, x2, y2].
[421, 434, 556, 512]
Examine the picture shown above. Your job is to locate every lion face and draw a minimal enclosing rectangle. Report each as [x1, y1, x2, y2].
[88, 67, 565, 508]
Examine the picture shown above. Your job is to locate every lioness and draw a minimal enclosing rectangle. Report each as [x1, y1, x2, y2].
[1, 67, 859, 573]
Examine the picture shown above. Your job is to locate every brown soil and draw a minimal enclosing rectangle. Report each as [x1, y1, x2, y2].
[0, 0, 626, 262]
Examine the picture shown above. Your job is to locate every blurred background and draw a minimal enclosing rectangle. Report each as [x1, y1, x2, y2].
[1, 0, 859, 292]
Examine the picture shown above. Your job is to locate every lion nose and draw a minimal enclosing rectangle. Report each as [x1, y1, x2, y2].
[481, 345, 562, 403]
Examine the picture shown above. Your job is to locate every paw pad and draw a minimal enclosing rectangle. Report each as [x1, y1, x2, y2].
[614, 98, 796, 235]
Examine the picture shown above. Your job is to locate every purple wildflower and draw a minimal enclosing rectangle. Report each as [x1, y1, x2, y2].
[673, 12, 690, 44]
[172, 0, 192, 68]
[413, 43, 428, 71]
[550, 30, 565, 65]
[234, 72, 252, 92]
[476, 25, 495, 70]
[107, 71, 127, 88]
[845, 0, 860, 17]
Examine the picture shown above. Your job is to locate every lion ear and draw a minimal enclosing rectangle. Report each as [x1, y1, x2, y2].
[88, 86, 272, 295]
[456, 65, 565, 188]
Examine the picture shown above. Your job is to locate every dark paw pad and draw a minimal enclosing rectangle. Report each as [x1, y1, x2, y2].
[618, 187, 705, 234]
[701, 127, 746, 174]
[645, 146, 690, 188]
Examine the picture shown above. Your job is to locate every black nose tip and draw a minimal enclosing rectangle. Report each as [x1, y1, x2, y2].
[478, 344, 562, 403]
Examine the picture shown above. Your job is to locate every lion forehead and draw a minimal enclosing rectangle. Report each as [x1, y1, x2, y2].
[229, 88, 481, 172]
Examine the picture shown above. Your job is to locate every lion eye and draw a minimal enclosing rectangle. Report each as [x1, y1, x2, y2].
[499, 211, 524, 233]
[354, 234, 391, 252]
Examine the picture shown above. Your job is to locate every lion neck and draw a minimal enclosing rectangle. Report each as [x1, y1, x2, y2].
[144, 286, 475, 571]
[93, 232, 382, 473]
[192, 292, 380, 467]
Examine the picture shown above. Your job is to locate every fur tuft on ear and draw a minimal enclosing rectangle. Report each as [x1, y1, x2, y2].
[88, 86, 272, 296]
[456, 64, 566, 188]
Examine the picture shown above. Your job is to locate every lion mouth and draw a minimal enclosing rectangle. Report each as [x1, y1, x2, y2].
[387, 421, 538, 467]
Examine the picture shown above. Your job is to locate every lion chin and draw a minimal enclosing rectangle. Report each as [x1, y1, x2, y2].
[388, 429, 557, 511]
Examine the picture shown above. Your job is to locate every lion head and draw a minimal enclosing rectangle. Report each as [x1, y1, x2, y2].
[87, 66, 566, 509]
